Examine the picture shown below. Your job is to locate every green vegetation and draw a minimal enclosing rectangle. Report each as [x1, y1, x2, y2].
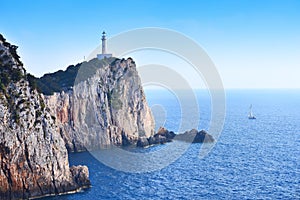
[108, 87, 123, 110]
[33, 57, 116, 95]
[111, 97, 123, 110]
[27, 73, 39, 91]
[0, 65, 25, 92]
[0, 34, 23, 66]
[0, 34, 25, 93]
[40, 98, 45, 110]
[36, 110, 42, 118]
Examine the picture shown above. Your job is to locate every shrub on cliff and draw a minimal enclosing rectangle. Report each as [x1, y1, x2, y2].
[34, 57, 115, 95]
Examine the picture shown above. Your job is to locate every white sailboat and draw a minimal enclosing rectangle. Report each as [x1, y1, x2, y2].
[248, 104, 256, 119]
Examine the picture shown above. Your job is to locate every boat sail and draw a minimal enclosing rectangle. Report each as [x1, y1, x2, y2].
[248, 104, 256, 119]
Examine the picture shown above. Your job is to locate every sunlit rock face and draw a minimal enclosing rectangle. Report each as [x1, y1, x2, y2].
[0, 34, 90, 200]
[45, 58, 155, 152]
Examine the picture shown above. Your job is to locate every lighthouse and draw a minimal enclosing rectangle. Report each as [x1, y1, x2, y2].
[97, 31, 112, 60]
[101, 31, 107, 54]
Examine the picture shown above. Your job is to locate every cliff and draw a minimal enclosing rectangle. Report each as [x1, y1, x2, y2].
[0, 34, 90, 199]
[44, 58, 155, 152]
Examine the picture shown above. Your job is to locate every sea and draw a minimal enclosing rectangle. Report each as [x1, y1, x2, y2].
[45, 89, 300, 199]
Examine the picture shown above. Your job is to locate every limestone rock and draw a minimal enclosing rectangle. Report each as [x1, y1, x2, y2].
[0, 34, 90, 199]
[44, 58, 155, 152]
[70, 165, 91, 188]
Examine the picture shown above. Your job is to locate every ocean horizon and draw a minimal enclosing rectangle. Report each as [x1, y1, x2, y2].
[43, 89, 300, 199]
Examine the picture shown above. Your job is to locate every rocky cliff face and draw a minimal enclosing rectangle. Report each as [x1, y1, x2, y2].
[0, 34, 90, 199]
[45, 58, 155, 152]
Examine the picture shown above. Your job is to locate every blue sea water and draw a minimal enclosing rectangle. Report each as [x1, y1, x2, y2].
[45, 89, 300, 199]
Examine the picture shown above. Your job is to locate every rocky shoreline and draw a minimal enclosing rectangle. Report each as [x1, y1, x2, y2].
[27, 182, 90, 200]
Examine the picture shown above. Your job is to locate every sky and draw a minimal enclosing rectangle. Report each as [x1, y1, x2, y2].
[1, 0, 300, 89]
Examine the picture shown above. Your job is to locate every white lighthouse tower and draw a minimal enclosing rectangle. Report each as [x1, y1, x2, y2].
[101, 31, 107, 54]
[97, 31, 112, 60]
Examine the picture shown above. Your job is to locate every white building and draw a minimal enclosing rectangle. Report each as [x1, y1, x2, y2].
[97, 31, 112, 60]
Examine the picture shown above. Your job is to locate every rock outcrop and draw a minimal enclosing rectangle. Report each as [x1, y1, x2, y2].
[44, 57, 155, 152]
[0, 34, 90, 199]
[148, 127, 175, 145]
[175, 129, 215, 143]
[137, 127, 214, 147]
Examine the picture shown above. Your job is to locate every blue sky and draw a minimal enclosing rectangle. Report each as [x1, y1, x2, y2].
[1, 0, 300, 88]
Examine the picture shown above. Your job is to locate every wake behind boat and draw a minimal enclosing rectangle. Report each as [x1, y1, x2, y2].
[248, 104, 256, 119]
